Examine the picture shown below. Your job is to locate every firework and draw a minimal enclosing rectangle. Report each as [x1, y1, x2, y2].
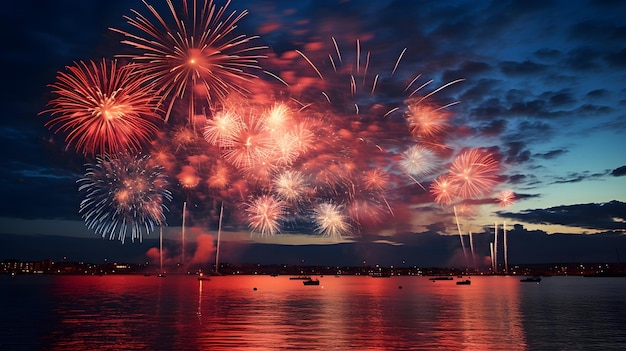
[40, 1, 509, 249]
[42, 59, 161, 156]
[265, 39, 470, 234]
[221, 112, 274, 170]
[430, 175, 456, 205]
[449, 149, 499, 199]
[497, 190, 515, 207]
[264, 103, 293, 132]
[206, 161, 231, 189]
[273, 170, 309, 203]
[245, 195, 286, 237]
[177, 165, 201, 188]
[312, 202, 351, 239]
[362, 168, 390, 192]
[203, 109, 242, 147]
[347, 196, 386, 228]
[77, 153, 172, 243]
[405, 99, 454, 148]
[111, 0, 266, 121]
[399, 145, 438, 176]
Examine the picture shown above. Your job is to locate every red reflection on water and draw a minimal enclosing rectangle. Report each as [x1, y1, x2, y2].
[426, 276, 527, 350]
[40, 275, 529, 350]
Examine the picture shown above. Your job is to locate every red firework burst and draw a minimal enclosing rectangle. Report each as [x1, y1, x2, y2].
[245, 195, 286, 237]
[449, 149, 499, 199]
[430, 175, 457, 205]
[111, 0, 266, 120]
[497, 190, 515, 207]
[42, 59, 161, 156]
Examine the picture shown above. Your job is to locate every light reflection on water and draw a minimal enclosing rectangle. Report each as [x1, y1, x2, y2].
[1, 275, 626, 350]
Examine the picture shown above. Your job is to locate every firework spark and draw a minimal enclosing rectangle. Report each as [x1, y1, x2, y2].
[77, 153, 172, 243]
[42, 59, 161, 156]
[111, 0, 267, 121]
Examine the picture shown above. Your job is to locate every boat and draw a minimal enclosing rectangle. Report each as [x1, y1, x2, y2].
[290, 276, 312, 280]
[157, 273, 166, 278]
[270, 273, 279, 277]
[456, 279, 471, 285]
[197, 273, 211, 281]
[520, 276, 541, 283]
[429, 276, 453, 281]
[303, 279, 320, 286]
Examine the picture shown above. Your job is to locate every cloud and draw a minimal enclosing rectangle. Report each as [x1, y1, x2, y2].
[551, 170, 610, 184]
[534, 149, 567, 160]
[477, 119, 507, 136]
[605, 48, 626, 67]
[586, 89, 610, 99]
[441, 61, 492, 84]
[564, 46, 604, 70]
[533, 48, 562, 61]
[500, 200, 626, 231]
[502, 141, 531, 164]
[611, 165, 626, 177]
[499, 60, 548, 76]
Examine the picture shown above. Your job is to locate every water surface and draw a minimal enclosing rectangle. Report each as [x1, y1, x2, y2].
[1, 275, 625, 350]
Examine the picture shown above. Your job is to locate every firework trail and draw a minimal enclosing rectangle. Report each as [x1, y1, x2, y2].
[42, 59, 161, 156]
[111, 0, 267, 122]
[494, 221, 498, 272]
[454, 206, 468, 267]
[468, 231, 476, 269]
[503, 221, 509, 272]
[77, 153, 172, 243]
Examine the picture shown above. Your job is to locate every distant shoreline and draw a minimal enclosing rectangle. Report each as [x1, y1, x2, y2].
[2, 258, 625, 277]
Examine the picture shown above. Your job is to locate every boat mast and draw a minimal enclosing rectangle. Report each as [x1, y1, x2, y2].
[181, 201, 186, 265]
[159, 226, 163, 273]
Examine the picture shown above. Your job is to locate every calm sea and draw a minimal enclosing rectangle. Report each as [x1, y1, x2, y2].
[1, 274, 625, 350]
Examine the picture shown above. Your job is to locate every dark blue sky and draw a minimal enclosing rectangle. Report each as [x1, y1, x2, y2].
[0, 0, 624, 266]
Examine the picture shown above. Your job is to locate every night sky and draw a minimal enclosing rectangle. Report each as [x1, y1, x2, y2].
[1, 0, 625, 267]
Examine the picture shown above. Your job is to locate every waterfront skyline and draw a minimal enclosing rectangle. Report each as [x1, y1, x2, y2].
[0, 0, 625, 266]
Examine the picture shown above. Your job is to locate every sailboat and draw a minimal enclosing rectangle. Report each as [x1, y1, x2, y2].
[197, 272, 211, 281]
[157, 226, 166, 277]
